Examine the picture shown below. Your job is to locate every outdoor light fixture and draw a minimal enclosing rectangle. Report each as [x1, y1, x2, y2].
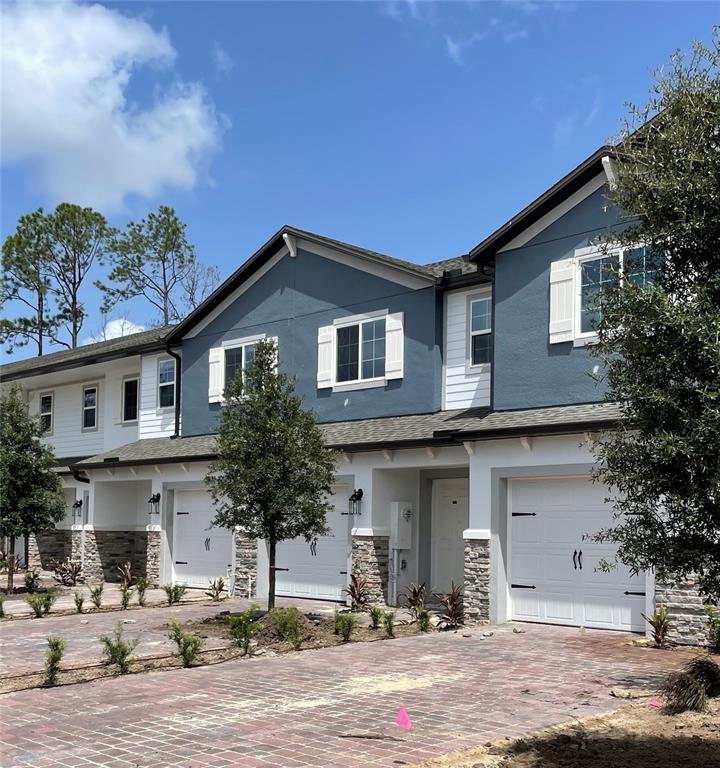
[345, 488, 363, 516]
[147, 492, 161, 516]
[71, 499, 83, 520]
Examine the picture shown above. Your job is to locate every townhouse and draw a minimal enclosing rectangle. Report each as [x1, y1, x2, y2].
[0, 145, 706, 644]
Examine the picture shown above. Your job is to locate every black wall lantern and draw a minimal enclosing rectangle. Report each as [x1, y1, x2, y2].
[345, 488, 363, 517]
[147, 492, 161, 516]
[71, 499, 83, 521]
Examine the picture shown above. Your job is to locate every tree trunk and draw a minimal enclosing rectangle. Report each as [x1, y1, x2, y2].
[6, 536, 15, 593]
[268, 537, 276, 611]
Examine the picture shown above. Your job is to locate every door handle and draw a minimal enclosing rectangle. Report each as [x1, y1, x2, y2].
[572, 549, 577, 570]
[578, 550, 583, 570]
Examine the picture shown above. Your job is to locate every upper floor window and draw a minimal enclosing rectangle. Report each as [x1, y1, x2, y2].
[82, 385, 98, 431]
[469, 297, 492, 366]
[122, 378, 139, 422]
[337, 318, 386, 383]
[158, 359, 175, 409]
[208, 334, 269, 403]
[224, 341, 256, 391]
[39, 393, 53, 434]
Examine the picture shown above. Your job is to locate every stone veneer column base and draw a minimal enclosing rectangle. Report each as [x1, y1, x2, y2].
[351, 533, 389, 605]
[82, 530, 152, 583]
[464, 538, 491, 623]
[234, 532, 257, 598]
[655, 576, 710, 646]
[145, 530, 161, 587]
[27, 530, 71, 571]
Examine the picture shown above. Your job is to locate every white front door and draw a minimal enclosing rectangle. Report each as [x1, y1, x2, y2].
[174, 489, 233, 589]
[431, 478, 469, 594]
[266, 484, 351, 601]
[509, 477, 645, 632]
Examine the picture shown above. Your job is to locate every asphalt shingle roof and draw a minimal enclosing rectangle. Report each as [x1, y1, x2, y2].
[74, 401, 622, 469]
[423, 256, 477, 277]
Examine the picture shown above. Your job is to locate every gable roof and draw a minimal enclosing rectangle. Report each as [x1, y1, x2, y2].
[0, 326, 174, 382]
[469, 145, 611, 265]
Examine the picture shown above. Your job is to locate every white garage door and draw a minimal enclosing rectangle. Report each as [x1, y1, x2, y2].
[509, 477, 645, 632]
[260, 484, 351, 601]
[173, 490, 233, 589]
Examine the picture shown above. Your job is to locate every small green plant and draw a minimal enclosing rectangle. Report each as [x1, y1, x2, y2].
[136, 577, 149, 606]
[383, 610, 396, 638]
[99, 621, 140, 674]
[120, 582, 133, 610]
[335, 612, 357, 642]
[26, 593, 56, 618]
[168, 618, 205, 668]
[683, 655, 720, 698]
[642, 604, 670, 648]
[417, 607, 431, 632]
[24, 569, 40, 593]
[205, 577, 226, 602]
[434, 582, 465, 630]
[117, 560, 135, 586]
[228, 605, 260, 655]
[89, 583, 104, 609]
[705, 605, 720, 653]
[272, 606, 304, 649]
[52, 559, 82, 587]
[163, 583, 187, 605]
[44, 636, 66, 686]
[73, 591, 84, 613]
[369, 605, 383, 630]
[401, 582, 426, 621]
[344, 574, 370, 612]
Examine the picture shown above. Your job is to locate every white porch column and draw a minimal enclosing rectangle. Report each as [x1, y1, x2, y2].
[463, 443, 491, 622]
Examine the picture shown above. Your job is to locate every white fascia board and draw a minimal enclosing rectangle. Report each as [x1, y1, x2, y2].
[499, 173, 607, 253]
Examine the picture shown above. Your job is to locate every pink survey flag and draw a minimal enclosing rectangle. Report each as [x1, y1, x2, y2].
[396, 706, 412, 730]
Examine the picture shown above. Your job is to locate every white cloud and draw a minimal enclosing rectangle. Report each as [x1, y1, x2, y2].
[1, 1, 225, 212]
[443, 32, 486, 65]
[84, 318, 146, 345]
[212, 43, 235, 75]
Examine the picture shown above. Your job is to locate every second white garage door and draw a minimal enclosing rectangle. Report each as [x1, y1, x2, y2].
[173, 489, 233, 589]
[259, 484, 351, 601]
[509, 477, 645, 632]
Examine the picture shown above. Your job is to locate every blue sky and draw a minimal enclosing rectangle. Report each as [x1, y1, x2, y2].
[1, 1, 717, 358]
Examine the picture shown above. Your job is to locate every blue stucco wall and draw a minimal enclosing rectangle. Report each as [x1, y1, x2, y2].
[181, 248, 442, 436]
[493, 184, 630, 411]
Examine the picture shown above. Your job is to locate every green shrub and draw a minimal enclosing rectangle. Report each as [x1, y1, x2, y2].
[73, 591, 84, 613]
[402, 582, 426, 621]
[205, 577, 226, 602]
[24, 569, 40, 593]
[44, 636, 66, 686]
[705, 605, 720, 653]
[683, 655, 720, 698]
[272, 606, 304, 649]
[120, 582, 133, 610]
[343, 575, 370, 612]
[163, 584, 187, 605]
[434, 582, 465, 630]
[369, 606, 383, 630]
[662, 671, 707, 714]
[417, 607, 431, 633]
[383, 611, 395, 638]
[99, 621, 140, 674]
[168, 618, 205, 668]
[26, 593, 55, 618]
[136, 577, 149, 607]
[228, 605, 260, 655]
[335, 612, 357, 642]
[642, 604, 670, 647]
[89, 583, 104, 609]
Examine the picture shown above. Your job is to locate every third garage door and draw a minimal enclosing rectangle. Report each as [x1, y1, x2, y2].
[509, 477, 645, 632]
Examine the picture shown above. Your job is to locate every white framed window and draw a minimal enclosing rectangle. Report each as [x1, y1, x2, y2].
[468, 296, 492, 367]
[208, 334, 269, 403]
[81, 385, 98, 431]
[223, 340, 257, 391]
[122, 377, 139, 423]
[336, 316, 386, 384]
[39, 392, 54, 435]
[157, 359, 175, 409]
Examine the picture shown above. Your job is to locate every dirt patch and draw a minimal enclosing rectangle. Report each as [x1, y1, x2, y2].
[416, 699, 720, 768]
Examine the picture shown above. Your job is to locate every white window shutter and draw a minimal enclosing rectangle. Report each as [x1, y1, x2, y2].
[317, 325, 334, 388]
[549, 258, 575, 343]
[208, 347, 225, 403]
[385, 312, 404, 380]
[113, 383, 123, 425]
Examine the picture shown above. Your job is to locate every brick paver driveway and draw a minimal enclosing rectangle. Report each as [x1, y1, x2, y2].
[0, 623, 694, 768]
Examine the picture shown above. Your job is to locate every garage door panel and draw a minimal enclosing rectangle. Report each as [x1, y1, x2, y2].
[543, 552, 575, 584]
[512, 593, 542, 620]
[544, 593, 577, 623]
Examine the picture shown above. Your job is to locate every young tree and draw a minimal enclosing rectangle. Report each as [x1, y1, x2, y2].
[0, 210, 61, 355]
[590, 30, 720, 600]
[99, 206, 197, 326]
[206, 339, 337, 610]
[0, 385, 65, 591]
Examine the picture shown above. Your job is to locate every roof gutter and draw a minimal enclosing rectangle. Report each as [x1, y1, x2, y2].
[166, 344, 182, 439]
[72, 469, 90, 484]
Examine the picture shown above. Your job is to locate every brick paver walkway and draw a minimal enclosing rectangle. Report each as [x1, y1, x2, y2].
[0, 623, 696, 768]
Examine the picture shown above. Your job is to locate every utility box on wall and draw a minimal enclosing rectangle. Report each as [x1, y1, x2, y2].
[390, 501, 413, 550]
